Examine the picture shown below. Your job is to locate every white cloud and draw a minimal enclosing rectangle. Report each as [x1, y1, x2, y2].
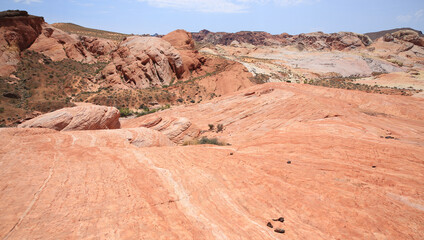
[415, 9, 423, 19]
[396, 9, 424, 23]
[396, 14, 412, 23]
[13, 0, 42, 4]
[137, 0, 247, 13]
[137, 0, 317, 13]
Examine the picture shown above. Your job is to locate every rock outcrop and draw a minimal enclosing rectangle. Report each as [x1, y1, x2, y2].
[162, 29, 195, 50]
[383, 29, 424, 47]
[122, 115, 201, 144]
[162, 29, 205, 78]
[0, 10, 44, 76]
[19, 105, 121, 131]
[192, 29, 372, 50]
[1, 82, 423, 239]
[29, 24, 95, 63]
[101, 36, 185, 89]
[80, 36, 117, 60]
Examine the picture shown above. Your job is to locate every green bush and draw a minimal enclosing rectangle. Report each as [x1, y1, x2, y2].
[119, 107, 134, 117]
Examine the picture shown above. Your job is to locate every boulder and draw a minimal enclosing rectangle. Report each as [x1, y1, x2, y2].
[162, 29, 195, 50]
[19, 105, 121, 131]
[101, 36, 184, 89]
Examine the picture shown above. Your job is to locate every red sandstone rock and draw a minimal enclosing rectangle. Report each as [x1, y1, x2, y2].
[18, 105, 120, 131]
[1, 82, 423, 239]
[29, 24, 95, 63]
[101, 36, 184, 89]
[122, 115, 201, 144]
[0, 11, 44, 76]
[162, 29, 195, 50]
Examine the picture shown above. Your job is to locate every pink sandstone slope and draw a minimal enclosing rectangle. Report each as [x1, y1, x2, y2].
[1, 82, 424, 239]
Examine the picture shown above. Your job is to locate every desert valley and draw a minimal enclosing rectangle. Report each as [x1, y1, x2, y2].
[0, 9, 424, 239]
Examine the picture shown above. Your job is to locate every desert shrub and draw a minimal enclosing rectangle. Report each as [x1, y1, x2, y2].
[119, 107, 134, 117]
[208, 124, 214, 131]
[249, 73, 270, 84]
[217, 124, 224, 132]
[183, 136, 225, 146]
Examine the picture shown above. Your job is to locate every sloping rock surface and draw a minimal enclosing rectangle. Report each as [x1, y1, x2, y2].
[1, 83, 423, 239]
[18, 105, 120, 131]
[122, 115, 201, 144]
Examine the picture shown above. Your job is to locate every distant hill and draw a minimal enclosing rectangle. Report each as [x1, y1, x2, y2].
[51, 23, 129, 41]
[365, 28, 424, 41]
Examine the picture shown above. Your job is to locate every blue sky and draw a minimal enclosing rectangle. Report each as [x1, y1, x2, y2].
[2, 0, 424, 35]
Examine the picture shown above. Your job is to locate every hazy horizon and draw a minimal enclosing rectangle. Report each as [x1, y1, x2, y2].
[2, 0, 424, 35]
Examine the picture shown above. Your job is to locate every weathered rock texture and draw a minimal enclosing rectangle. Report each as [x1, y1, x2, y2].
[29, 24, 95, 63]
[0, 10, 44, 76]
[1, 82, 423, 239]
[101, 36, 184, 89]
[123, 116, 201, 144]
[18, 105, 120, 131]
[162, 29, 205, 78]
[80, 35, 117, 60]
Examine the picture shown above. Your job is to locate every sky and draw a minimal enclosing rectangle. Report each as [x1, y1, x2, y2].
[2, 0, 424, 35]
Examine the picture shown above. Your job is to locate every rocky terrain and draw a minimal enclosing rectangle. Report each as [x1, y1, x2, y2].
[1, 10, 424, 239]
[1, 83, 424, 239]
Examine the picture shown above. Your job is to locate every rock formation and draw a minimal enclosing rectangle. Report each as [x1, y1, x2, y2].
[19, 105, 121, 131]
[101, 36, 184, 89]
[162, 29, 205, 78]
[29, 24, 95, 63]
[192, 29, 372, 50]
[0, 10, 44, 76]
[80, 35, 118, 60]
[122, 115, 201, 144]
[383, 29, 424, 47]
[162, 29, 195, 50]
[1, 82, 423, 239]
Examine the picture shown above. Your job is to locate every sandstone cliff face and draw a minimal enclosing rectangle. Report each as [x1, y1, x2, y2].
[0, 11, 44, 76]
[19, 105, 121, 131]
[101, 36, 184, 89]
[28, 24, 96, 63]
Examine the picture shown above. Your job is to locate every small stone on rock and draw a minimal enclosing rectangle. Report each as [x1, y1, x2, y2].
[274, 228, 285, 234]
[267, 222, 273, 228]
[287, 161, 291, 164]
[272, 217, 285, 222]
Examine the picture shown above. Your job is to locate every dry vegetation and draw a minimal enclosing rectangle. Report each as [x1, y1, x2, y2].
[305, 77, 421, 96]
[51, 23, 129, 41]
